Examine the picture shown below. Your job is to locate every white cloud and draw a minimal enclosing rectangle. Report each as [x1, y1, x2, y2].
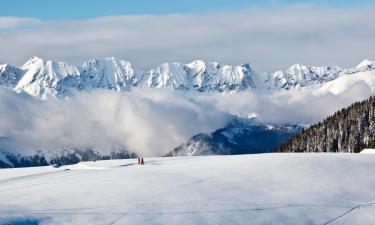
[0, 5, 374, 71]
[0, 17, 40, 30]
[0, 88, 229, 156]
[193, 78, 375, 125]
[1, 80, 374, 157]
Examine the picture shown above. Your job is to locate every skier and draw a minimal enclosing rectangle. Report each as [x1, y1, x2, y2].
[141, 157, 144, 165]
[137, 157, 140, 165]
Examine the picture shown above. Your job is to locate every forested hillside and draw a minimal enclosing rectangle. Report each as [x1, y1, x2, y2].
[278, 96, 375, 153]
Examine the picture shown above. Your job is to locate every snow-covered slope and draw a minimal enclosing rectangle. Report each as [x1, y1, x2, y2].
[360, 149, 375, 154]
[139, 60, 256, 92]
[263, 60, 375, 90]
[315, 69, 375, 95]
[140, 61, 254, 92]
[356, 59, 375, 69]
[139, 62, 188, 90]
[263, 64, 342, 90]
[14, 56, 80, 98]
[1, 154, 375, 225]
[77, 57, 140, 91]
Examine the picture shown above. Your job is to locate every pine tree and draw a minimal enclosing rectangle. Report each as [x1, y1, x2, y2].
[276, 96, 375, 153]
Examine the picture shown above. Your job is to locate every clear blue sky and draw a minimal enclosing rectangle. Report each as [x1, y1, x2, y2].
[1, 0, 373, 20]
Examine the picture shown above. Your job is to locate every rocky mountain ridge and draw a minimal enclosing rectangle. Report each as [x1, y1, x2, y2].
[1, 57, 375, 98]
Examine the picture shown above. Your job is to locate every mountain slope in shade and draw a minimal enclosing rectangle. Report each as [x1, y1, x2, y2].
[277, 96, 375, 153]
[167, 117, 303, 156]
[0, 64, 23, 87]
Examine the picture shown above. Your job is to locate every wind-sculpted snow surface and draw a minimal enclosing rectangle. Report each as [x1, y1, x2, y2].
[0, 154, 375, 225]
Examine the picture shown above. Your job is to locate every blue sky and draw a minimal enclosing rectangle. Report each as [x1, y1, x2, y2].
[1, 0, 374, 20]
[0, 1, 374, 71]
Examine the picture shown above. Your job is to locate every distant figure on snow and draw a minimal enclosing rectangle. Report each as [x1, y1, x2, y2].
[141, 157, 144, 165]
[137, 157, 141, 165]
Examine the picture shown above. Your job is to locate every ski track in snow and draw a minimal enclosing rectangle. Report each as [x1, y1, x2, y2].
[1, 154, 375, 225]
[323, 200, 375, 225]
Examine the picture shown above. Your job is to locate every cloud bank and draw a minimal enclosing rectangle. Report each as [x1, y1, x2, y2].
[0, 88, 229, 156]
[1, 80, 374, 157]
[0, 5, 374, 71]
[196, 82, 374, 125]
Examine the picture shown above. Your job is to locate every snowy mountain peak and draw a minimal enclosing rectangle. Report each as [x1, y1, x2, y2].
[22, 56, 44, 68]
[356, 59, 375, 68]
[79, 57, 138, 91]
[264, 63, 342, 90]
[0, 63, 8, 71]
[138, 60, 256, 92]
[141, 62, 187, 90]
[3, 56, 375, 97]
[186, 59, 206, 69]
[3, 57, 258, 95]
[288, 63, 304, 70]
[15, 57, 80, 98]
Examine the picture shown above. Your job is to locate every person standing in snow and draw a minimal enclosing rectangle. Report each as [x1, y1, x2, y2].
[137, 157, 140, 165]
[141, 157, 144, 165]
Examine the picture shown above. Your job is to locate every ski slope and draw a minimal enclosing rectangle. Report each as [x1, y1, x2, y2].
[1, 154, 375, 225]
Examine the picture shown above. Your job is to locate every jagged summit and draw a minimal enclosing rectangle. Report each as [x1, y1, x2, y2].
[79, 57, 139, 91]
[15, 56, 80, 98]
[22, 56, 44, 67]
[0, 57, 374, 97]
[356, 59, 375, 68]
[263, 63, 342, 90]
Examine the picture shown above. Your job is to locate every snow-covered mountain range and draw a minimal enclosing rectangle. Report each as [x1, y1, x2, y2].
[1, 56, 375, 98]
[1, 57, 375, 167]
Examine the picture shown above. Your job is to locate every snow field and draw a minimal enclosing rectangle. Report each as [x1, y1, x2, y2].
[0, 154, 375, 225]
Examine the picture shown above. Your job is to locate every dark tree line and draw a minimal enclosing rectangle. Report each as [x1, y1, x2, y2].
[277, 96, 375, 153]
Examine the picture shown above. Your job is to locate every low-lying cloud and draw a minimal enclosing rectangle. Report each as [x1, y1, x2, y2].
[0, 88, 229, 156]
[1, 80, 375, 157]
[196, 82, 374, 125]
